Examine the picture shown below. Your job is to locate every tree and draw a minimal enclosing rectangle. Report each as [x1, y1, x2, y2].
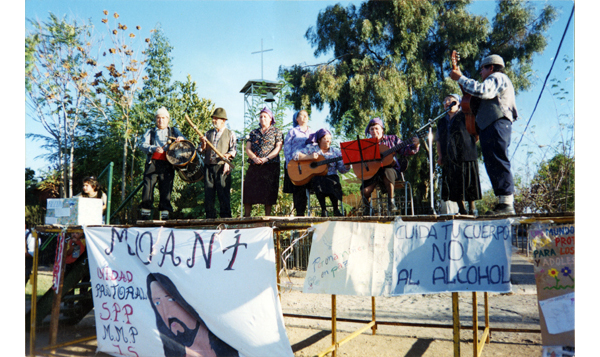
[26, 14, 100, 197]
[137, 25, 175, 111]
[167, 75, 215, 218]
[280, 0, 557, 211]
[517, 154, 574, 213]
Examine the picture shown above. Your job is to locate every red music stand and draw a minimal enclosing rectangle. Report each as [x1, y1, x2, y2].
[341, 137, 381, 212]
[340, 137, 380, 165]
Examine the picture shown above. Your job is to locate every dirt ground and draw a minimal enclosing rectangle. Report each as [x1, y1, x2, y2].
[26, 251, 542, 357]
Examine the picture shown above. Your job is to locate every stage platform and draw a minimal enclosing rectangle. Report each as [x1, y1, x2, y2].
[34, 212, 574, 233]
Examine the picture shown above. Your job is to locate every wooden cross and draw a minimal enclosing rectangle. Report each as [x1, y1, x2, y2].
[251, 39, 273, 80]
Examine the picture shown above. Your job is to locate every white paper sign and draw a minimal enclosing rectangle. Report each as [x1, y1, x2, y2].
[84, 226, 293, 357]
[539, 292, 575, 334]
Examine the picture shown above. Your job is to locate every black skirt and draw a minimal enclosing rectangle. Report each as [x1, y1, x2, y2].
[311, 174, 343, 200]
[441, 160, 482, 202]
[243, 163, 280, 205]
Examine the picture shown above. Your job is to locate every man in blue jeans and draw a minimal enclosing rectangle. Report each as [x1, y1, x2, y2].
[450, 54, 518, 215]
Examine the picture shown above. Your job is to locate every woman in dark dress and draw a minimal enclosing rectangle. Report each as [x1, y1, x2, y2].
[436, 94, 482, 215]
[243, 107, 284, 217]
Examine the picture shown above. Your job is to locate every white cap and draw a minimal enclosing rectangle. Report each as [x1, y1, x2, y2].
[155, 107, 170, 118]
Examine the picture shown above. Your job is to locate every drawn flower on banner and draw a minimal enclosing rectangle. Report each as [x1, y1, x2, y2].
[561, 266, 574, 282]
[548, 268, 561, 289]
[544, 267, 574, 290]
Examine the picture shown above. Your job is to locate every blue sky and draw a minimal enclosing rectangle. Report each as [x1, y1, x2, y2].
[22, 0, 577, 194]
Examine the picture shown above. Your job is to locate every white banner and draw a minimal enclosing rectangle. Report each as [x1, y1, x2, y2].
[391, 219, 513, 295]
[303, 221, 394, 296]
[303, 219, 513, 296]
[84, 226, 293, 357]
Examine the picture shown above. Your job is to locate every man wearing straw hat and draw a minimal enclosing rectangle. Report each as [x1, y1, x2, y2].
[199, 107, 237, 219]
[139, 107, 185, 220]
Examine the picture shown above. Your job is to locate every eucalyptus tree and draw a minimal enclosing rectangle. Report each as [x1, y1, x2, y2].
[280, 0, 557, 209]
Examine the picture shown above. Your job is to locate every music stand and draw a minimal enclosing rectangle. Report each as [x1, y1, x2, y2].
[341, 137, 381, 214]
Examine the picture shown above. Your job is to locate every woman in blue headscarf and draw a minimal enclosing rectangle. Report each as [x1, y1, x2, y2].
[435, 94, 482, 214]
[294, 128, 349, 217]
[282, 110, 314, 216]
[243, 107, 284, 217]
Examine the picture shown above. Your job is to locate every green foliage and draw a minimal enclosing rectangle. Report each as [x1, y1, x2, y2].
[516, 154, 574, 213]
[26, 12, 218, 222]
[281, 0, 557, 212]
[25, 13, 99, 197]
[168, 76, 215, 218]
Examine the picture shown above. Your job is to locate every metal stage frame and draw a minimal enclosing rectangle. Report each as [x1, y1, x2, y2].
[29, 212, 573, 357]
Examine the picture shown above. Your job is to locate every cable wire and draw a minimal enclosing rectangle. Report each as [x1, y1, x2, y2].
[511, 5, 574, 160]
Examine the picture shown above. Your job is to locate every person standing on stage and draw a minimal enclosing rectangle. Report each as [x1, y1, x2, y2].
[139, 107, 185, 220]
[294, 128, 349, 217]
[435, 94, 482, 215]
[361, 118, 420, 215]
[450, 54, 518, 215]
[283, 110, 314, 216]
[243, 107, 284, 217]
[199, 107, 237, 219]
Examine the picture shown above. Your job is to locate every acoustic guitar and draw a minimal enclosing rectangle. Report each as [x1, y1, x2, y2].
[287, 155, 344, 186]
[352, 129, 429, 180]
[451, 50, 479, 139]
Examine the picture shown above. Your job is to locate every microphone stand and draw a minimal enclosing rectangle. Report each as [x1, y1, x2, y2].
[418, 103, 457, 215]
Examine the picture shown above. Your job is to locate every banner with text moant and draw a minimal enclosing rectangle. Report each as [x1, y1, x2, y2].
[84, 226, 293, 357]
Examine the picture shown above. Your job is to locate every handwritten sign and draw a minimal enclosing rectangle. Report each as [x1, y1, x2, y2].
[538, 292, 575, 334]
[303, 221, 394, 296]
[531, 223, 575, 348]
[391, 218, 513, 295]
[84, 226, 293, 357]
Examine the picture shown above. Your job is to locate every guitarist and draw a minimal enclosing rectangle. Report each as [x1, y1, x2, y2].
[361, 118, 420, 215]
[450, 54, 518, 215]
[294, 128, 350, 217]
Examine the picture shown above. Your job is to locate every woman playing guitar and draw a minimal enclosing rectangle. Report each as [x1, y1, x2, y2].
[360, 118, 420, 215]
[294, 128, 350, 217]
